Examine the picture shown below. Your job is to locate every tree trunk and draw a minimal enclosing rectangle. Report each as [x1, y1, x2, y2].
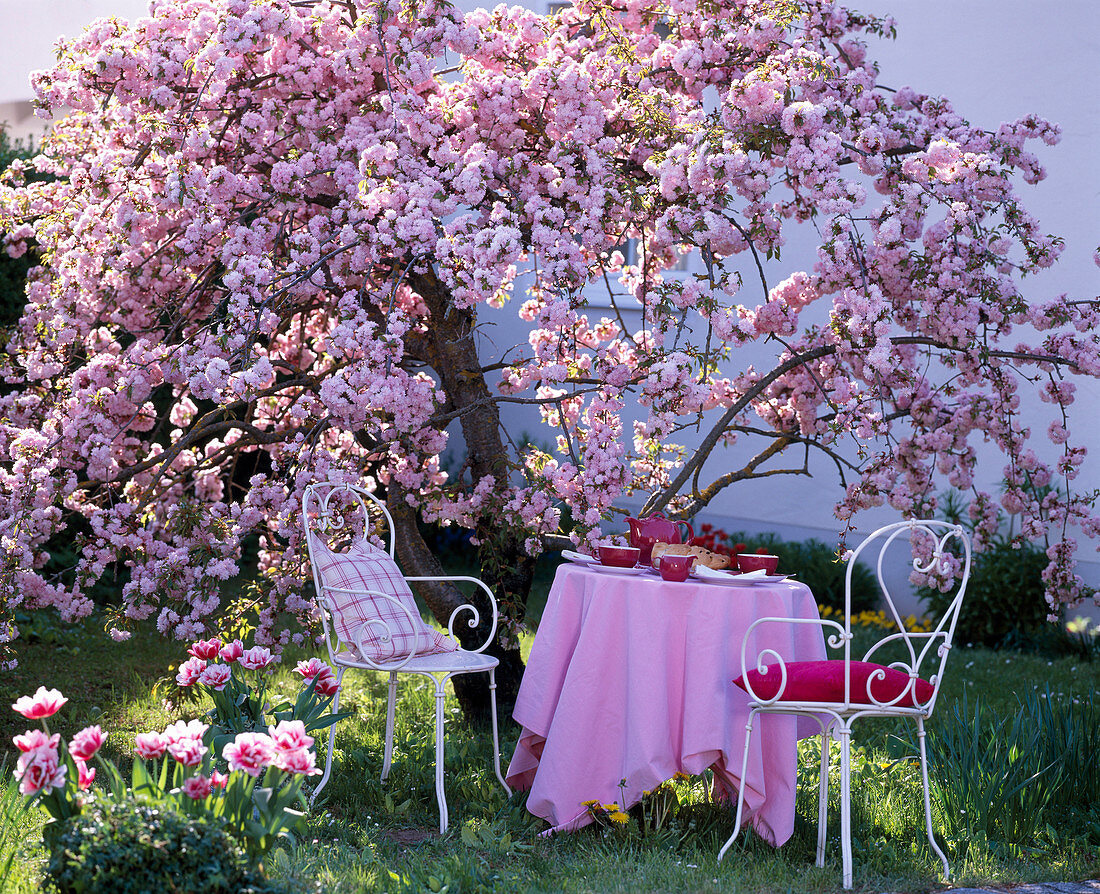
[384, 266, 534, 725]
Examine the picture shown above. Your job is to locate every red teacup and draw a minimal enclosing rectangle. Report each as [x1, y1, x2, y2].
[658, 553, 693, 582]
[736, 553, 779, 574]
[599, 545, 641, 568]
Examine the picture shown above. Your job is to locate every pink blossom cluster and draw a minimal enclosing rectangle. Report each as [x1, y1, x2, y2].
[0, 0, 1096, 659]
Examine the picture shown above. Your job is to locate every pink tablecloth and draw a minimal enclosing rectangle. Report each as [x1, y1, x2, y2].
[506, 563, 826, 845]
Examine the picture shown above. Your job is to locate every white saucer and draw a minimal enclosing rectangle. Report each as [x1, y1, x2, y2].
[589, 563, 648, 576]
[692, 568, 790, 585]
[562, 550, 599, 565]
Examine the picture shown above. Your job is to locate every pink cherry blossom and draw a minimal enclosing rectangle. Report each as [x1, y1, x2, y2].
[12, 687, 68, 720]
[222, 732, 276, 777]
[68, 725, 107, 761]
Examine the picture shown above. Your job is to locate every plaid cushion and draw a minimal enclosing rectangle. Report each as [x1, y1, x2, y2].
[314, 541, 458, 662]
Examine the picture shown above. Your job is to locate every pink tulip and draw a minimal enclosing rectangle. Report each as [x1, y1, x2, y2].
[162, 719, 208, 744]
[163, 719, 207, 743]
[187, 637, 222, 660]
[175, 656, 206, 687]
[219, 639, 244, 663]
[294, 657, 329, 679]
[313, 669, 340, 697]
[268, 720, 313, 754]
[198, 663, 232, 690]
[76, 758, 96, 791]
[297, 658, 340, 696]
[134, 731, 168, 759]
[167, 737, 207, 768]
[222, 732, 276, 777]
[276, 747, 320, 776]
[69, 725, 107, 761]
[12, 686, 68, 720]
[13, 730, 59, 753]
[211, 770, 229, 789]
[238, 645, 275, 671]
[15, 746, 66, 795]
[181, 774, 212, 800]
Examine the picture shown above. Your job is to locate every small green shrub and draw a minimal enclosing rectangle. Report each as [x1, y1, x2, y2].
[920, 538, 1049, 648]
[43, 796, 292, 894]
[721, 531, 879, 613]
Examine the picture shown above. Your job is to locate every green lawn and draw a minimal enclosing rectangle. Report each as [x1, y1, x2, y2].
[4, 604, 1099, 893]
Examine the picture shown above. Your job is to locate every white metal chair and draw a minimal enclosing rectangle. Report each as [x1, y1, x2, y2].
[301, 481, 511, 833]
[718, 519, 971, 888]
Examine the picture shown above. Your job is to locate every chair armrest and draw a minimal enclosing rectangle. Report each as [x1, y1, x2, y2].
[405, 575, 499, 653]
[738, 615, 848, 704]
[319, 585, 424, 671]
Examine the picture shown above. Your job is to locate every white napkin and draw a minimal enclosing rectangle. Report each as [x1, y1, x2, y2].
[694, 565, 767, 580]
[561, 549, 598, 564]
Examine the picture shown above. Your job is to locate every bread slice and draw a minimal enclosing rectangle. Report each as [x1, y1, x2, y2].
[650, 542, 731, 570]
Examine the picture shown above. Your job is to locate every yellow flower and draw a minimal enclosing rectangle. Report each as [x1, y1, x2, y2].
[601, 802, 620, 812]
[673, 771, 692, 782]
[581, 799, 600, 808]
[608, 810, 630, 824]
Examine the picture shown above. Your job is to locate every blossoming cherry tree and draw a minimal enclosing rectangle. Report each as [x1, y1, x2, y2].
[0, 0, 1096, 715]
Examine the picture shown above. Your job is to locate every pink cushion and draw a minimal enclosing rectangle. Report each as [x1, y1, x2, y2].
[314, 541, 458, 662]
[733, 660, 934, 707]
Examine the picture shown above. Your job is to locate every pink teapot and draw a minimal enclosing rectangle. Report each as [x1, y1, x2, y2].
[626, 513, 695, 564]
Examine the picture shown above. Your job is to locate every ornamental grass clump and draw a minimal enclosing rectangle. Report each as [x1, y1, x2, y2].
[917, 690, 1100, 851]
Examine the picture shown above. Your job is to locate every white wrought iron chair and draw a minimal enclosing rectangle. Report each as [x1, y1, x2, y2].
[301, 481, 510, 833]
[718, 519, 971, 888]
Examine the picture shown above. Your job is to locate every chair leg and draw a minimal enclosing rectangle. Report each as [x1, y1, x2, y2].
[717, 709, 756, 863]
[816, 729, 830, 868]
[916, 717, 950, 881]
[433, 675, 449, 834]
[380, 672, 397, 783]
[488, 669, 511, 796]
[837, 724, 853, 890]
[309, 665, 346, 808]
